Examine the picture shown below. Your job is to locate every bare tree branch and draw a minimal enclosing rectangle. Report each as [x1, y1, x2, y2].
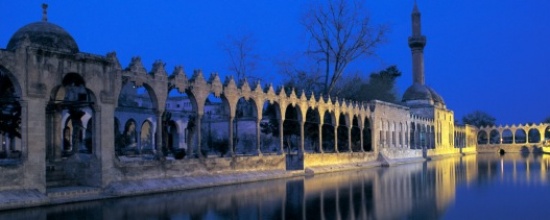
[304, 0, 388, 95]
[221, 33, 260, 83]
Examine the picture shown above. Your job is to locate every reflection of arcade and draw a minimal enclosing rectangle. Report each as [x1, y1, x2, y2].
[477, 153, 550, 184]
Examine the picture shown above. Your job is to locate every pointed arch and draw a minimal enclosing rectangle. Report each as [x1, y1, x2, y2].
[234, 97, 258, 155]
[351, 115, 361, 152]
[259, 100, 282, 154]
[321, 110, 336, 152]
[283, 103, 302, 153]
[304, 107, 321, 153]
[363, 117, 372, 152]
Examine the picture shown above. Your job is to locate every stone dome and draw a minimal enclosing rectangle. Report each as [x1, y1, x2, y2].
[7, 21, 79, 54]
[402, 83, 445, 106]
[426, 87, 445, 105]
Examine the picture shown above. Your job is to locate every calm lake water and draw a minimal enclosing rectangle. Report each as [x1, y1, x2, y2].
[2, 153, 550, 220]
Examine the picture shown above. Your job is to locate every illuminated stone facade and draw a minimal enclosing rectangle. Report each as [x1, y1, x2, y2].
[0, 3, 478, 209]
[476, 123, 550, 153]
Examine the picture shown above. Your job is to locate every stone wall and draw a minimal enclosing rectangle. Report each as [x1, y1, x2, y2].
[303, 152, 378, 168]
[109, 154, 286, 183]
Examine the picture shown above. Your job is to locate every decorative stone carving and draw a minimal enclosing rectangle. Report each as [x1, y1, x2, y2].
[209, 73, 223, 98]
[151, 60, 167, 77]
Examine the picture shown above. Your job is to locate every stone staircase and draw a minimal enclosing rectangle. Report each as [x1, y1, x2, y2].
[46, 162, 77, 188]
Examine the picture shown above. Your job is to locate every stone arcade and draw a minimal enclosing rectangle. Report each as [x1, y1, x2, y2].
[0, 3, 479, 209]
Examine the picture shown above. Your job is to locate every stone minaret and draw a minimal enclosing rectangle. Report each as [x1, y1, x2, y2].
[408, 2, 426, 85]
[42, 3, 48, 22]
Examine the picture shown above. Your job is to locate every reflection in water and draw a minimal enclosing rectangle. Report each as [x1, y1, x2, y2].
[3, 153, 550, 219]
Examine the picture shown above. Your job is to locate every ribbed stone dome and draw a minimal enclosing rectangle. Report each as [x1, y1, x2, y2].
[426, 87, 445, 105]
[7, 21, 79, 54]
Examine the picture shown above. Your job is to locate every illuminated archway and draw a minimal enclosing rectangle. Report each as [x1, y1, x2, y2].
[489, 129, 500, 144]
[528, 128, 540, 143]
[363, 118, 372, 152]
[515, 129, 526, 144]
[502, 129, 513, 144]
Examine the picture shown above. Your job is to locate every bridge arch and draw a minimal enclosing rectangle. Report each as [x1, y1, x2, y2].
[502, 129, 513, 144]
[515, 129, 526, 144]
[478, 130, 488, 145]
[489, 129, 500, 144]
[528, 128, 541, 143]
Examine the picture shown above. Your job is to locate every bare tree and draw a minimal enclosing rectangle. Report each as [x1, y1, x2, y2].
[303, 0, 388, 94]
[221, 33, 260, 82]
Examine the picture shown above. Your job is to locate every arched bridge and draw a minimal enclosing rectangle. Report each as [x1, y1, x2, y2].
[477, 123, 550, 153]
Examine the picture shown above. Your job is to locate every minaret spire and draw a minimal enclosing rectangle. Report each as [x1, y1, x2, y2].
[408, 1, 426, 85]
[42, 3, 48, 22]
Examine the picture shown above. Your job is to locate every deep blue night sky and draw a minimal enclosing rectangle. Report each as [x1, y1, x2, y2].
[2, 1, 549, 125]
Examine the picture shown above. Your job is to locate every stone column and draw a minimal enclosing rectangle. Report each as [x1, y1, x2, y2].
[93, 107, 101, 157]
[334, 126, 339, 153]
[544, 127, 546, 144]
[318, 123, 323, 153]
[278, 118, 284, 154]
[186, 122, 194, 157]
[256, 118, 262, 155]
[19, 101, 27, 157]
[415, 128, 419, 149]
[360, 126, 364, 152]
[299, 120, 305, 153]
[196, 114, 203, 157]
[71, 116, 83, 155]
[348, 126, 352, 152]
[228, 116, 235, 156]
[155, 112, 163, 157]
[53, 110, 62, 159]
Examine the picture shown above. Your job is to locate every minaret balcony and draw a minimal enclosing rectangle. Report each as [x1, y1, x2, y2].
[408, 36, 426, 48]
